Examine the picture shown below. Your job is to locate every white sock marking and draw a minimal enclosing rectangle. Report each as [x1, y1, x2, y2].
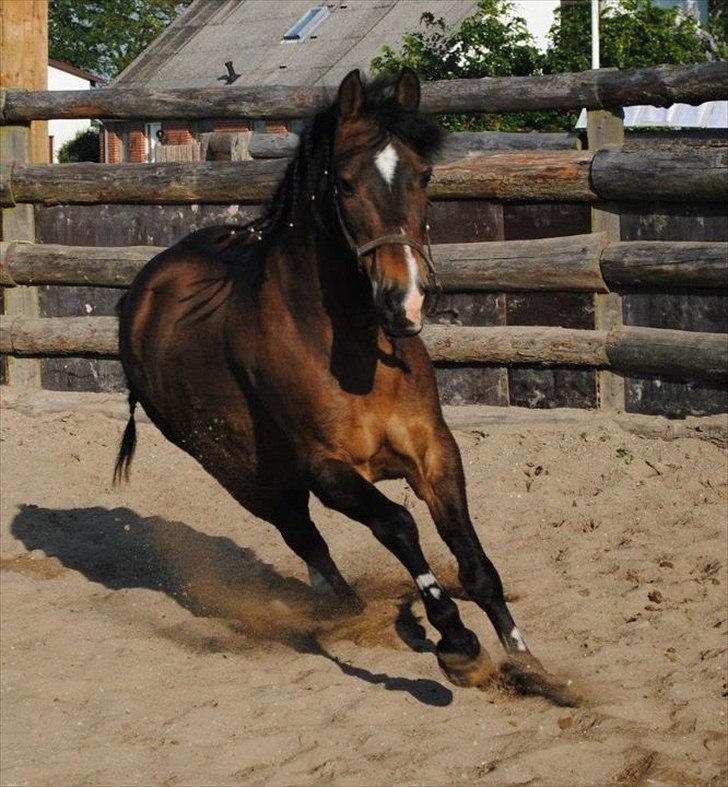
[430, 587, 442, 600]
[415, 572, 437, 591]
[374, 143, 398, 186]
[511, 626, 527, 652]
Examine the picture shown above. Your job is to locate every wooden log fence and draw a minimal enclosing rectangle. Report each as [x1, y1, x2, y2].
[1, 63, 725, 122]
[247, 130, 582, 161]
[1, 148, 726, 206]
[1, 62, 726, 398]
[3, 235, 726, 292]
[1, 315, 725, 384]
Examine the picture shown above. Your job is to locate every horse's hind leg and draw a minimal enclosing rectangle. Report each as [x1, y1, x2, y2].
[309, 458, 494, 687]
[266, 490, 364, 614]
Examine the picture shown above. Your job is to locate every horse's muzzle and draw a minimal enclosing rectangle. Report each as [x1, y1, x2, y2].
[376, 283, 423, 337]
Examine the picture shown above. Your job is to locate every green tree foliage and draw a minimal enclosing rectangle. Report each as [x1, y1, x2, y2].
[49, 0, 191, 82]
[706, 0, 728, 61]
[371, 0, 725, 132]
[546, 0, 715, 74]
[371, 0, 551, 131]
[57, 127, 100, 163]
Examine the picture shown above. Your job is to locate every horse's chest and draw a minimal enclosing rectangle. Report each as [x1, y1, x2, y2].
[335, 412, 418, 483]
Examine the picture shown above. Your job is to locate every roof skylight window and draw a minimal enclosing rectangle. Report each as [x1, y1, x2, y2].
[282, 6, 329, 41]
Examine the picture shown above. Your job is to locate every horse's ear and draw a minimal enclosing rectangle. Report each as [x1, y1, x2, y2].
[395, 67, 420, 112]
[338, 69, 364, 121]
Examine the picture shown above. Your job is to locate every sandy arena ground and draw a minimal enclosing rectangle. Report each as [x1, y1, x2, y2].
[1, 399, 727, 786]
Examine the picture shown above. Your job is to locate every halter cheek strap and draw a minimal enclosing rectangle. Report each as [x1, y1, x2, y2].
[333, 188, 440, 292]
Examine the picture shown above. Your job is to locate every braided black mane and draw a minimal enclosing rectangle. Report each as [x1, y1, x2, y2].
[221, 74, 444, 259]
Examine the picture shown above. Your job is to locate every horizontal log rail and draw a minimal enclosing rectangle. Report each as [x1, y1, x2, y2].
[248, 130, 582, 161]
[3, 236, 726, 292]
[0, 151, 595, 205]
[1, 63, 725, 122]
[1, 316, 725, 382]
[601, 241, 728, 289]
[1, 148, 726, 207]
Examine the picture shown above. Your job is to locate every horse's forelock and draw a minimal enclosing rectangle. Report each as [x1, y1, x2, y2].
[263, 74, 443, 238]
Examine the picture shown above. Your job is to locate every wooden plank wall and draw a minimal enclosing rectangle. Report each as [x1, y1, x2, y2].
[618, 202, 728, 416]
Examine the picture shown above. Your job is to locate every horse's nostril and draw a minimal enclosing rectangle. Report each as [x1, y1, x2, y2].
[383, 288, 399, 313]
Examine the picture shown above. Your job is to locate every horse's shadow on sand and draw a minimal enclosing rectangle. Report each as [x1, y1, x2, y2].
[10, 504, 452, 707]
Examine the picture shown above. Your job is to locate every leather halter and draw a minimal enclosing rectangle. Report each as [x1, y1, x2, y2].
[333, 187, 440, 292]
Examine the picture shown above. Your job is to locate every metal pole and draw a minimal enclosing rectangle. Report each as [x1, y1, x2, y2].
[591, 0, 600, 70]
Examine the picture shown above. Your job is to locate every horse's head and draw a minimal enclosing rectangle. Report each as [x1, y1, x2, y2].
[332, 68, 442, 337]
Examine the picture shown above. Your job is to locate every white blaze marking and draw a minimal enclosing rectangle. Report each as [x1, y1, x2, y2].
[401, 228, 424, 325]
[416, 572, 437, 591]
[374, 143, 398, 186]
[511, 626, 527, 652]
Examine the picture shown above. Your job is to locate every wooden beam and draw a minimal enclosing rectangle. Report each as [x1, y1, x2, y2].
[0, 152, 597, 205]
[0, 315, 119, 356]
[3, 149, 723, 207]
[606, 326, 728, 382]
[0, 124, 40, 387]
[0, 234, 608, 292]
[0, 0, 48, 163]
[422, 325, 609, 366]
[589, 104, 625, 412]
[428, 152, 595, 201]
[247, 130, 581, 161]
[592, 148, 728, 203]
[2, 63, 726, 122]
[0, 241, 164, 286]
[2, 236, 725, 292]
[601, 241, 728, 289]
[3, 317, 725, 383]
[436, 233, 607, 292]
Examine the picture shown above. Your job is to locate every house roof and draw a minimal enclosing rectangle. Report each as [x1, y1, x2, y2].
[113, 0, 480, 89]
[49, 58, 105, 85]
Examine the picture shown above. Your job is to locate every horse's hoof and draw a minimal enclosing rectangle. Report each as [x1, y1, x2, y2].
[331, 593, 365, 617]
[436, 645, 495, 688]
[500, 654, 581, 707]
[507, 651, 546, 673]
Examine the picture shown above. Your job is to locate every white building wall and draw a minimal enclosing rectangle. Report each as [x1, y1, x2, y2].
[48, 66, 94, 162]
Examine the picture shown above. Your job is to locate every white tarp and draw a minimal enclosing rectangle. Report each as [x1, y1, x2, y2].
[576, 100, 728, 128]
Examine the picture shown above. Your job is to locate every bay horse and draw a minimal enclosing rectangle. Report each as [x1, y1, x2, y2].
[116, 68, 574, 704]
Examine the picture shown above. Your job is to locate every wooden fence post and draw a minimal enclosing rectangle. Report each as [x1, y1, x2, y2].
[588, 106, 625, 411]
[1, 124, 41, 387]
[0, 0, 47, 388]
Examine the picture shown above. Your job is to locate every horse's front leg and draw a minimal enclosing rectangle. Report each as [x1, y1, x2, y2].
[414, 425, 579, 704]
[309, 456, 495, 687]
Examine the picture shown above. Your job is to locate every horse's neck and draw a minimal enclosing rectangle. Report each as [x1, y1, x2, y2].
[273, 223, 377, 335]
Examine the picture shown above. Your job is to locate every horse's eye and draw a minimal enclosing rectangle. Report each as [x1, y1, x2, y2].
[420, 170, 433, 187]
[338, 178, 356, 197]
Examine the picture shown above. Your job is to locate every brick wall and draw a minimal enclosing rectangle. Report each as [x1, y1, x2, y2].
[101, 124, 124, 163]
[128, 122, 146, 163]
[161, 119, 195, 146]
[209, 118, 251, 133]
[104, 118, 286, 163]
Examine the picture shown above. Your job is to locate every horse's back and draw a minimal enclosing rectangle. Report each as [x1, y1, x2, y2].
[118, 226, 295, 511]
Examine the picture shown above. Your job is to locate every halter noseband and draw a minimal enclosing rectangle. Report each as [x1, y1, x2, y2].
[333, 187, 440, 292]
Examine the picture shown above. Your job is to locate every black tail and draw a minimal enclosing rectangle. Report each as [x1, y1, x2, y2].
[113, 394, 138, 485]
